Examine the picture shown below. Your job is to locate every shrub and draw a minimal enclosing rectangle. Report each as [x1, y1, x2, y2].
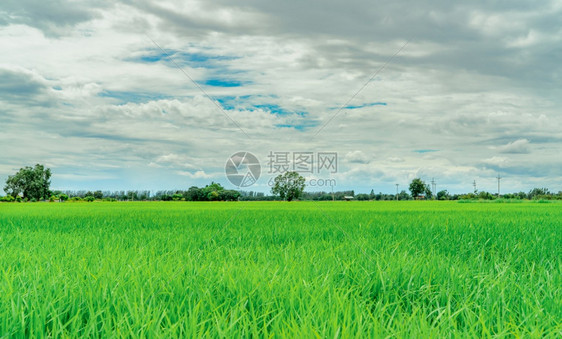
[1, 195, 16, 202]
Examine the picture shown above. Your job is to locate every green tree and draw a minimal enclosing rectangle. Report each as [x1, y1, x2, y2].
[397, 190, 411, 200]
[437, 190, 449, 200]
[93, 190, 104, 200]
[478, 191, 494, 200]
[184, 186, 204, 201]
[202, 182, 224, 201]
[425, 185, 432, 199]
[528, 188, 550, 200]
[271, 172, 306, 202]
[409, 178, 430, 199]
[4, 164, 51, 201]
[219, 190, 241, 201]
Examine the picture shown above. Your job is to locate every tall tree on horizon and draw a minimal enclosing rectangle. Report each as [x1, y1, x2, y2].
[4, 164, 51, 200]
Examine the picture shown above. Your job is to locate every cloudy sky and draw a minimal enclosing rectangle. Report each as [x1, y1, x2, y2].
[1, 0, 561, 194]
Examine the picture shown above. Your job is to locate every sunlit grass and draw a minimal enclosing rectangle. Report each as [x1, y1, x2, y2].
[0, 201, 561, 337]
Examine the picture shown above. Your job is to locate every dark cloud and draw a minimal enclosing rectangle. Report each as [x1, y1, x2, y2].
[1, 0, 561, 192]
[0, 66, 56, 105]
[0, 0, 111, 36]
[133, 0, 562, 96]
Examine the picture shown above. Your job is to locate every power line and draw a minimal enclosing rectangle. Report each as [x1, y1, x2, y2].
[313, 39, 411, 137]
[146, 35, 251, 139]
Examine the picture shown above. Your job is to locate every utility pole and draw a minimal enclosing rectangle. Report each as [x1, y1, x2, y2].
[473, 180, 477, 194]
[395, 184, 399, 200]
[431, 178, 436, 199]
[496, 174, 502, 197]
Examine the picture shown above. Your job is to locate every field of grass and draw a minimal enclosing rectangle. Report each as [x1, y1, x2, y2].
[0, 201, 561, 337]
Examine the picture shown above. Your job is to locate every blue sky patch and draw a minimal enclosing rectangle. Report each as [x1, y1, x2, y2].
[340, 102, 387, 110]
[204, 79, 247, 87]
[413, 149, 439, 154]
[134, 49, 237, 69]
[215, 95, 305, 116]
[98, 90, 172, 104]
[275, 120, 319, 131]
[253, 104, 306, 116]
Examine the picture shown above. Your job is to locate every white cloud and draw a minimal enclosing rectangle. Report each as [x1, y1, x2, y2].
[1, 0, 562, 193]
[176, 170, 212, 179]
[482, 156, 509, 167]
[345, 151, 371, 164]
[496, 139, 530, 154]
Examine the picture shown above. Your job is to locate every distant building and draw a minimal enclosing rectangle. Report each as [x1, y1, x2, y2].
[343, 196, 354, 201]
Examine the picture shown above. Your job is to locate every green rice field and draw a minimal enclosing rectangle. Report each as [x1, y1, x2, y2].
[0, 201, 561, 337]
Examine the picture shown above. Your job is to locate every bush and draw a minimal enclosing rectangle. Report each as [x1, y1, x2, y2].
[534, 199, 553, 204]
[84, 196, 95, 202]
[1, 195, 16, 202]
[458, 199, 476, 203]
[478, 191, 494, 200]
[459, 193, 477, 200]
[437, 190, 449, 200]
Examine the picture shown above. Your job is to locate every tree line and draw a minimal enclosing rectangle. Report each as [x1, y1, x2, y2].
[2, 164, 561, 202]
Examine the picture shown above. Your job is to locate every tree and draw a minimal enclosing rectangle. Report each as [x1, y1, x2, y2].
[528, 188, 550, 200]
[478, 191, 494, 200]
[202, 182, 224, 201]
[355, 193, 371, 201]
[425, 185, 432, 199]
[4, 164, 51, 201]
[219, 190, 241, 201]
[409, 178, 430, 199]
[271, 171, 306, 201]
[93, 190, 104, 200]
[184, 186, 204, 201]
[437, 190, 449, 200]
[397, 190, 411, 200]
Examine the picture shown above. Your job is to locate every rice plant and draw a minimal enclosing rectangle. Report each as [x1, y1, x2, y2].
[0, 201, 560, 337]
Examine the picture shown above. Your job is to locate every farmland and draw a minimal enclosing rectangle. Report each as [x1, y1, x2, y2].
[0, 201, 561, 337]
